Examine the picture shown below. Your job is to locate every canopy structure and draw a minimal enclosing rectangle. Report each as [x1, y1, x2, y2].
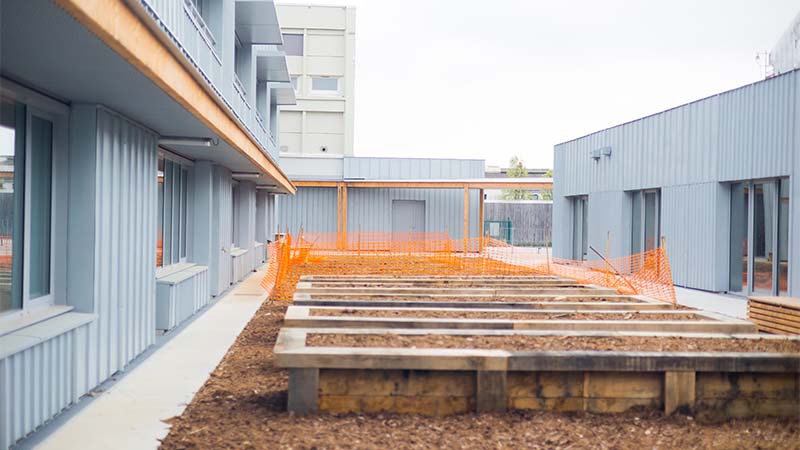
[290, 178, 554, 249]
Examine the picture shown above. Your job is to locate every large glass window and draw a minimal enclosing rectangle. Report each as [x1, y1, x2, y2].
[728, 179, 789, 296]
[0, 93, 55, 313]
[280, 33, 304, 56]
[156, 152, 190, 267]
[0, 97, 25, 313]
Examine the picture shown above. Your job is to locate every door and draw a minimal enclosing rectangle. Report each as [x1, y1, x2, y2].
[392, 200, 425, 236]
[572, 196, 588, 261]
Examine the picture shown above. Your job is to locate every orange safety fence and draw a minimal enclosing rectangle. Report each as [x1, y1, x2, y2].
[261, 231, 677, 305]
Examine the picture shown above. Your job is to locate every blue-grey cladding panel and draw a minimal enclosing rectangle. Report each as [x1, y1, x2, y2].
[88, 108, 158, 386]
[660, 183, 729, 291]
[555, 70, 797, 197]
[343, 157, 484, 180]
[276, 187, 338, 234]
[346, 188, 481, 239]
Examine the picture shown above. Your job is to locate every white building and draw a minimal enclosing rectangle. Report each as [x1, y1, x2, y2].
[276, 3, 356, 157]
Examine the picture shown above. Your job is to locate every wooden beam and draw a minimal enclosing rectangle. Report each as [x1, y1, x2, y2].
[55, 0, 295, 194]
[290, 180, 552, 189]
[342, 183, 348, 238]
[463, 186, 469, 252]
[479, 188, 484, 251]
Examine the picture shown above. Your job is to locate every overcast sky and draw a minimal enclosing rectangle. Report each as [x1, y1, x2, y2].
[281, 0, 798, 169]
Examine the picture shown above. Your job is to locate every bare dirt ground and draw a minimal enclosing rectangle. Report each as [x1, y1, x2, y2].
[310, 308, 705, 321]
[307, 295, 644, 303]
[159, 302, 800, 450]
[307, 333, 800, 353]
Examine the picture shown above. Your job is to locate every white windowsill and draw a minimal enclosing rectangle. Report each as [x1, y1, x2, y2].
[0, 311, 96, 359]
[0, 304, 76, 337]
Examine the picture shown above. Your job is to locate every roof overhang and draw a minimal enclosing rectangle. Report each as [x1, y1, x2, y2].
[291, 178, 554, 189]
[269, 81, 296, 105]
[255, 46, 290, 82]
[235, 0, 282, 45]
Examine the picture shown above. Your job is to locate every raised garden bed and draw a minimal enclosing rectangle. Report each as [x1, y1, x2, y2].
[309, 308, 704, 321]
[306, 332, 800, 353]
[294, 293, 642, 302]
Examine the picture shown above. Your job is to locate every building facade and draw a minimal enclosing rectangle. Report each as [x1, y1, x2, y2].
[276, 3, 356, 156]
[770, 11, 800, 75]
[553, 69, 798, 298]
[0, 1, 295, 448]
[276, 156, 485, 239]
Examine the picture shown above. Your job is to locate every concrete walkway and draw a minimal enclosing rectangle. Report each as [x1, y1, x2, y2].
[31, 270, 268, 450]
[674, 286, 747, 319]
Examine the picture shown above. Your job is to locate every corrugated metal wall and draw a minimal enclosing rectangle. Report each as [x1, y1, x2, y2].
[556, 71, 797, 198]
[343, 157, 484, 179]
[276, 187, 338, 234]
[660, 183, 729, 291]
[346, 188, 480, 238]
[210, 167, 233, 295]
[87, 108, 157, 386]
[553, 70, 799, 294]
[0, 321, 91, 449]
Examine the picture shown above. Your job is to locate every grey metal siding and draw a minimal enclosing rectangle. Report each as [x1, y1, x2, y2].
[554, 69, 800, 294]
[660, 183, 728, 291]
[89, 108, 158, 383]
[276, 187, 338, 234]
[343, 157, 484, 180]
[346, 188, 480, 239]
[0, 322, 91, 449]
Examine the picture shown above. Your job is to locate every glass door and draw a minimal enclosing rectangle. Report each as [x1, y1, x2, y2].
[729, 179, 789, 296]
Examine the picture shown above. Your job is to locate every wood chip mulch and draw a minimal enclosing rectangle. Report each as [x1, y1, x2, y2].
[309, 309, 705, 321]
[307, 333, 800, 354]
[309, 295, 640, 302]
[159, 302, 800, 450]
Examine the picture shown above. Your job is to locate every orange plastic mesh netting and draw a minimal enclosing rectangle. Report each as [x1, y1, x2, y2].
[261, 231, 676, 305]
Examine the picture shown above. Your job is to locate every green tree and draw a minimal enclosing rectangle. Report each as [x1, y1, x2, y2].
[540, 169, 553, 200]
[501, 156, 534, 200]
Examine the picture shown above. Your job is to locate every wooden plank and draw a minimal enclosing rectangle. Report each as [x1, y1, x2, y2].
[748, 310, 800, 329]
[749, 296, 800, 310]
[290, 180, 553, 189]
[463, 186, 469, 251]
[749, 302, 800, 317]
[751, 319, 800, 335]
[664, 371, 696, 415]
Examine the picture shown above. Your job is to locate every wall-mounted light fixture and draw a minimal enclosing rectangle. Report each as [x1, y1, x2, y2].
[232, 172, 262, 180]
[590, 148, 601, 160]
[256, 185, 278, 190]
[601, 146, 612, 157]
[158, 136, 214, 147]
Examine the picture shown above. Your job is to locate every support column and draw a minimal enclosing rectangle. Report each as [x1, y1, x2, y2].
[288, 368, 320, 413]
[476, 370, 507, 412]
[479, 188, 484, 251]
[664, 371, 696, 415]
[463, 186, 469, 252]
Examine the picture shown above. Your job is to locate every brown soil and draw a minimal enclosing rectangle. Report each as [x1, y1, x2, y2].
[308, 295, 641, 303]
[307, 333, 800, 354]
[309, 309, 706, 321]
[159, 302, 800, 450]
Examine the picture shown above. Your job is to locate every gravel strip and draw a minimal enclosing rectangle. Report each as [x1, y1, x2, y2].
[309, 309, 706, 321]
[159, 303, 800, 450]
[307, 333, 800, 354]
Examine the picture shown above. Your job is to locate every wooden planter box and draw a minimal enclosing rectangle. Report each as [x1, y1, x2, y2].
[749, 296, 800, 335]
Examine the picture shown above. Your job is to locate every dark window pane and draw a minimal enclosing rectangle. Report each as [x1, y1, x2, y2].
[752, 183, 774, 294]
[778, 178, 789, 295]
[157, 156, 164, 267]
[0, 98, 25, 311]
[729, 182, 748, 293]
[311, 77, 338, 91]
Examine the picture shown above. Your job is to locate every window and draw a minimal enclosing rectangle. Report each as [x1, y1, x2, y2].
[290, 76, 300, 94]
[728, 178, 789, 296]
[156, 152, 191, 267]
[311, 77, 339, 94]
[571, 196, 588, 261]
[0, 93, 56, 314]
[231, 183, 239, 247]
[630, 189, 660, 254]
[280, 33, 303, 56]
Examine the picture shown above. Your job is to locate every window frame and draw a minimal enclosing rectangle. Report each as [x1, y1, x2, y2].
[156, 149, 193, 269]
[0, 82, 65, 322]
[310, 76, 340, 96]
